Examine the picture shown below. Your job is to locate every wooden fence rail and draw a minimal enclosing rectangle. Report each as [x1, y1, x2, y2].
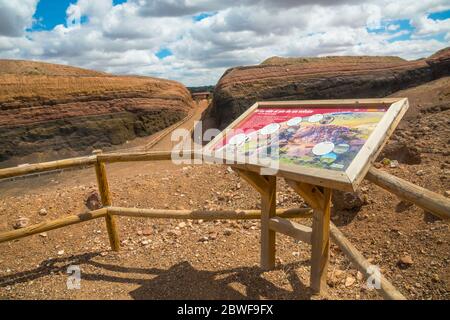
[108, 207, 313, 220]
[366, 167, 450, 220]
[0, 209, 107, 244]
[1, 151, 448, 222]
[330, 223, 406, 300]
[0, 156, 97, 180]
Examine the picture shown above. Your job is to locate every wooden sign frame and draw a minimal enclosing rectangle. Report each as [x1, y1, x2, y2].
[203, 98, 409, 192]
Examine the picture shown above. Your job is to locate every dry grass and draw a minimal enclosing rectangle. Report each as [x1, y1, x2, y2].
[261, 55, 406, 66]
[0, 75, 189, 103]
[0, 59, 107, 77]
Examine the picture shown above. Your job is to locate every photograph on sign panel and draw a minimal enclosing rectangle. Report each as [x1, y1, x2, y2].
[212, 107, 387, 171]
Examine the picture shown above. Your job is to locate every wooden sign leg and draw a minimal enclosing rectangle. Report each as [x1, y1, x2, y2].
[261, 175, 276, 270]
[233, 168, 276, 270]
[310, 188, 332, 293]
[285, 179, 332, 294]
[95, 161, 120, 252]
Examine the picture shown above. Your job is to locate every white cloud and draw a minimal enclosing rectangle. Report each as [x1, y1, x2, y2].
[0, 0, 39, 37]
[387, 24, 400, 31]
[412, 15, 450, 36]
[0, 0, 448, 86]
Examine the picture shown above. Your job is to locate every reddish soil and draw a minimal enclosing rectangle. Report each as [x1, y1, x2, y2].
[0, 76, 449, 300]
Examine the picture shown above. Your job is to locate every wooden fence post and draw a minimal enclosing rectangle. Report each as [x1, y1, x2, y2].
[261, 175, 277, 270]
[95, 160, 120, 251]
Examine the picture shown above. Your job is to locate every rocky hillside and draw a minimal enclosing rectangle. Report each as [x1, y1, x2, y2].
[211, 47, 450, 129]
[0, 60, 194, 167]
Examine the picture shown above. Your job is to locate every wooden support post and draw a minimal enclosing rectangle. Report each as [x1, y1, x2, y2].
[261, 175, 277, 270]
[269, 217, 312, 244]
[286, 178, 332, 294]
[310, 188, 332, 294]
[95, 161, 120, 251]
[235, 168, 278, 270]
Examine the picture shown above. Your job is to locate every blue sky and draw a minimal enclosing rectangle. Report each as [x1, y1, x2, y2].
[428, 9, 450, 20]
[367, 9, 450, 42]
[193, 12, 218, 22]
[32, 0, 127, 30]
[0, 0, 449, 86]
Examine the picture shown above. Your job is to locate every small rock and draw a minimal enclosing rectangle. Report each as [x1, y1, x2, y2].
[13, 217, 30, 229]
[226, 166, 234, 174]
[39, 232, 48, 238]
[334, 269, 345, 278]
[141, 240, 150, 246]
[85, 191, 102, 211]
[397, 255, 414, 269]
[389, 160, 399, 168]
[208, 233, 217, 240]
[432, 274, 440, 282]
[357, 271, 364, 281]
[167, 230, 181, 237]
[178, 222, 187, 228]
[100, 252, 108, 257]
[142, 228, 153, 236]
[444, 190, 450, 198]
[199, 236, 209, 242]
[416, 170, 425, 176]
[223, 228, 233, 236]
[38, 208, 48, 216]
[345, 276, 356, 287]
[333, 190, 365, 211]
[57, 250, 65, 256]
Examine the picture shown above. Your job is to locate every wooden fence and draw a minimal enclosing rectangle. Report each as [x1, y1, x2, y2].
[0, 150, 449, 300]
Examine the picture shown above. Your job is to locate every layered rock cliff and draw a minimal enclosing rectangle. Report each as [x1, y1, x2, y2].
[211, 47, 450, 129]
[0, 60, 194, 166]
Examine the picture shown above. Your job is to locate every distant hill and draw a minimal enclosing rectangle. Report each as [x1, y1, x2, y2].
[0, 60, 194, 167]
[211, 47, 450, 128]
[188, 86, 215, 94]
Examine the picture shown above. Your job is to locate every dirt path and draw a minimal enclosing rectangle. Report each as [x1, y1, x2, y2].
[148, 99, 208, 151]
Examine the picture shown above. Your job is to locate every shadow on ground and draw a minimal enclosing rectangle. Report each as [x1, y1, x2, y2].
[0, 252, 312, 299]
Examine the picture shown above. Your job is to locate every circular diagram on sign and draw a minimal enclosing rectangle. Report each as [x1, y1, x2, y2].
[259, 123, 280, 135]
[320, 152, 337, 164]
[333, 143, 350, 154]
[287, 117, 303, 126]
[308, 114, 324, 123]
[312, 141, 335, 156]
[228, 133, 248, 146]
